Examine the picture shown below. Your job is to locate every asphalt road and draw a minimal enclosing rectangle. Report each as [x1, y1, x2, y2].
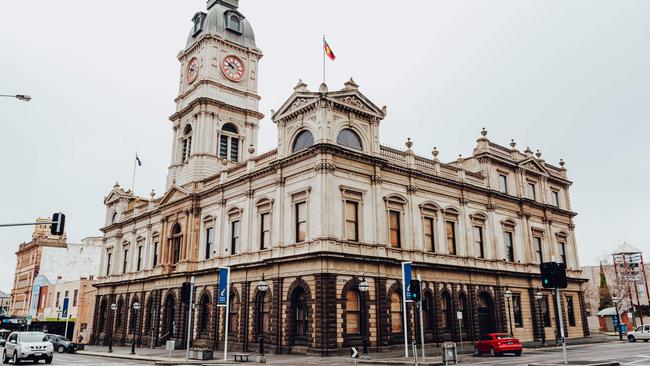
[1, 341, 649, 365]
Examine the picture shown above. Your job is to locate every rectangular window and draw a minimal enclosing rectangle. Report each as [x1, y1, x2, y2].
[559, 241, 567, 265]
[152, 241, 158, 267]
[230, 138, 239, 162]
[513, 294, 523, 327]
[260, 213, 270, 250]
[567, 296, 576, 326]
[219, 135, 228, 159]
[106, 252, 112, 276]
[345, 201, 359, 241]
[205, 227, 214, 260]
[446, 221, 457, 255]
[527, 182, 536, 201]
[424, 217, 435, 252]
[123, 249, 128, 273]
[498, 174, 508, 194]
[295, 202, 307, 242]
[552, 191, 560, 207]
[541, 296, 551, 327]
[474, 226, 484, 258]
[137, 246, 143, 271]
[389, 210, 401, 248]
[231, 220, 240, 255]
[504, 231, 514, 262]
[73, 290, 78, 307]
[534, 236, 543, 264]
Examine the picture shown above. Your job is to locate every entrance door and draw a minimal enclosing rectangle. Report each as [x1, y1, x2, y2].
[290, 287, 308, 346]
[477, 293, 496, 336]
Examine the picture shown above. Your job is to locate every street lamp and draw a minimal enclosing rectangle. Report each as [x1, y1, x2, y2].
[612, 296, 622, 340]
[358, 277, 370, 360]
[0, 94, 31, 101]
[504, 287, 514, 337]
[108, 303, 118, 353]
[535, 289, 546, 345]
[130, 302, 141, 354]
[257, 274, 269, 361]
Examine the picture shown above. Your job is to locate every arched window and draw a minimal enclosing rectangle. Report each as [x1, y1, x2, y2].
[441, 292, 452, 331]
[198, 294, 210, 333]
[98, 300, 107, 331]
[423, 292, 434, 330]
[292, 130, 314, 153]
[111, 211, 119, 224]
[116, 298, 124, 328]
[228, 292, 239, 335]
[144, 297, 154, 333]
[129, 297, 139, 334]
[345, 290, 361, 335]
[291, 288, 308, 336]
[181, 125, 192, 163]
[459, 293, 469, 328]
[227, 14, 241, 32]
[390, 291, 402, 333]
[170, 224, 182, 264]
[218, 123, 240, 162]
[256, 291, 270, 335]
[336, 128, 362, 151]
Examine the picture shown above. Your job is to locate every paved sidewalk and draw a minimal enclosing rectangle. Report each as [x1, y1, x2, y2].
[77, 335, 621, 365]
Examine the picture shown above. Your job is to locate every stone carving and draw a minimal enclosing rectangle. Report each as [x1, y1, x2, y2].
[370, 175, 383, 184]
[314, 163, 336, 174]
[336, 96, 368, 111]
[290, 98, 308, 110]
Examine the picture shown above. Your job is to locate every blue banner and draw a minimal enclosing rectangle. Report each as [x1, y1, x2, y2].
[217, 268, 229, 306]
[61, 298, 69, 318]
[402, 262, 412, 302]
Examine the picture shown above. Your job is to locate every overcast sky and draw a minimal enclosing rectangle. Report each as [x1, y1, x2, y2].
[1, 0, 649, 292]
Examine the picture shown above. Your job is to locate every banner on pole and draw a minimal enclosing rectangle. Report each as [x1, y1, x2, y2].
[61, 298, 69, 318]
[217, 267, 230, 306]
[402, 262, 412, 302]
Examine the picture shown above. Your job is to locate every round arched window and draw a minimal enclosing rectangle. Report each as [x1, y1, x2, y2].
[336, 128, 362, 151]
[292, 130, 314, 153]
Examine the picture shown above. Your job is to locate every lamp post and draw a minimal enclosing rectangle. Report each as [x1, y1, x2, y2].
[504, 287, 514, 337]
[0, 94, 31, 101]
[358, 277, 370, 360]
[257, 274, 269, 362]
[535, 290, 546, 345]
[108, 303, 118, 353]
[612, 296, 622, 340]
[131, 302, 141, 354]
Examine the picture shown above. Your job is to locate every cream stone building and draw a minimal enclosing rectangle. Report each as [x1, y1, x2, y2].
[91, 0, 589, 354]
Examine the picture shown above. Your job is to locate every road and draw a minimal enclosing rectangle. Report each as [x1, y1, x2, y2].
[1, 341, 649, 365]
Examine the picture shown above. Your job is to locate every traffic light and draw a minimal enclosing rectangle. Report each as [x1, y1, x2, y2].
[181, 282, 191, 303]
[409, 279, 421, 302]
[540, 262, 556, 288]
[540, 262, 567, 289]
[50, 212, 65, 236]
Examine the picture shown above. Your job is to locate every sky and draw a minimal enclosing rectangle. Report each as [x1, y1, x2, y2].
[1, 0, 649, 292]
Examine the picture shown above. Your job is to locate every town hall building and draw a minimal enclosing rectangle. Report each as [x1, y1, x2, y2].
[91, 0, 589, 355]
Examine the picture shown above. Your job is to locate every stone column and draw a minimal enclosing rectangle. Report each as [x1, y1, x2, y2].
[313, 273, 337, 355]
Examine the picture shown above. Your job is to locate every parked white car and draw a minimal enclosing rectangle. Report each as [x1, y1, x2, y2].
[2, 331, 53, 364]
[628, 324, 650, 342]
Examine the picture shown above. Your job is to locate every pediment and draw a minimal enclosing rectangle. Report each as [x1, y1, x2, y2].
[158, 185, 192, 206]
[273, 89, 386, 122]
[519, 158, 549, 176]
[104, 189, 130, 205]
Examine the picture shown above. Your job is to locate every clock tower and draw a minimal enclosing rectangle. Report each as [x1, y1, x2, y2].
[166, 0, 263, 189]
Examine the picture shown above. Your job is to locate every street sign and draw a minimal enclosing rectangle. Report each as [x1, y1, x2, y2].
[165, 340, 175, 351]
[61, 298, 69, 318]
[457, 311, 463, 320]
[351, 347, 358, 358]
[217, 267, 229, 306]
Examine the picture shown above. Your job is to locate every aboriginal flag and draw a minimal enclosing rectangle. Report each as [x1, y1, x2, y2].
[323, 38, 336, 60]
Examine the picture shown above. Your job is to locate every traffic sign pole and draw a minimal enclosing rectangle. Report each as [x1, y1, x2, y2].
[554, 288, 568, 365]
[417, 275, 425, 359]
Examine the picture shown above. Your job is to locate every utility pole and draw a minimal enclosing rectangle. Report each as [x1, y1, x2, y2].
[186, 276, 195, 359]
[555, 289, 568, 365]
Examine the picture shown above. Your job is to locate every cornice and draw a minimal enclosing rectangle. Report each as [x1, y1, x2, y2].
[170, 97, 264, 122]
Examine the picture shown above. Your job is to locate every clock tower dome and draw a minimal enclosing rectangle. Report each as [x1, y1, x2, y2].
[166, 0, 263, 189]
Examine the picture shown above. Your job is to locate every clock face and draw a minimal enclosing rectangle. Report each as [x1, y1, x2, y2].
[221, 55, 245, 82]
[186, 57, 199, 84]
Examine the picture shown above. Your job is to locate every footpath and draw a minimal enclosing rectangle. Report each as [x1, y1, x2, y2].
[76, 334, 620, 366]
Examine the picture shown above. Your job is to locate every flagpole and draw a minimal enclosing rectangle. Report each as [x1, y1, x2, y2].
[322, 34, 326, 84]
[131, 152, 137, 193]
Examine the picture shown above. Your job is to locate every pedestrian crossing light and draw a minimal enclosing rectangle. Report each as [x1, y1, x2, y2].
[409, 279, 421, 302]
[50, 212, 65, 236]
[540, 262, 567, 289]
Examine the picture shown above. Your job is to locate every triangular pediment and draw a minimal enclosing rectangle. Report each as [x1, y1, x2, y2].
[519, 158, 549, 176]
[103, 189, 130, 205]
[159, 185, 191, 206]
[273, 88, 385, 122]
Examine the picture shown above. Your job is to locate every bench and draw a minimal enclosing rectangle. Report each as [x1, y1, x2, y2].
[233, 353, 251, 362]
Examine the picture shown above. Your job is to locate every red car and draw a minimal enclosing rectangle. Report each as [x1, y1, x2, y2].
[474, 333, 522, 357]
